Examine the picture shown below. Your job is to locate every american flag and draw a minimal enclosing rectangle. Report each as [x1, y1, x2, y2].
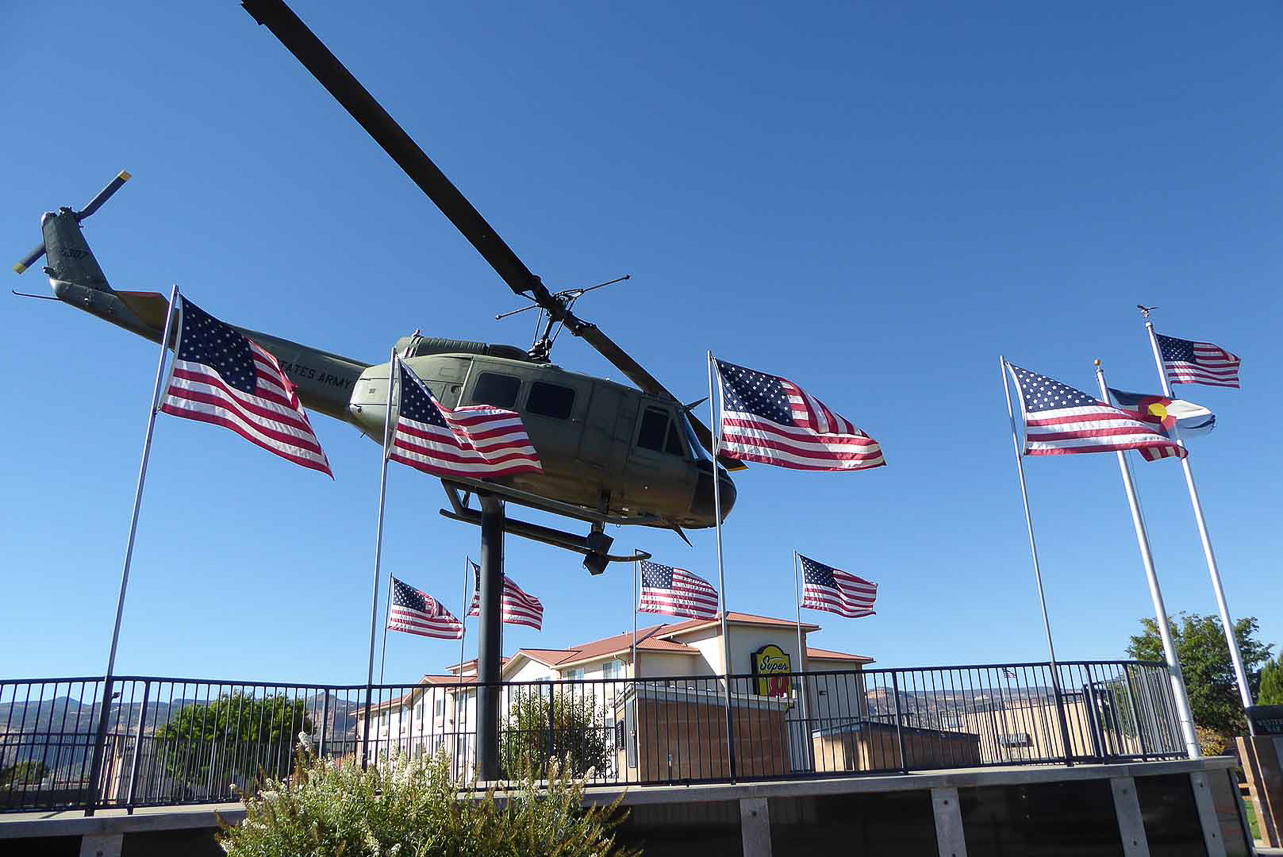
[466, 561, 544, 630]
[800, 554, 877, 619]
[637, 561, 719, 621]
[390, 356, 541, 479]
[161, 297, 332, 475]
[1007, 363, 1186, 461]
[714, 359, 884, 472]
[387, 576, 464, 640]
[1156, 333, 1241, 389]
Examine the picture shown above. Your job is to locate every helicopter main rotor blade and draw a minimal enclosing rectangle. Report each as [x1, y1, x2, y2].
[241, 0, 556, 309]
[240, 0, 742, 467]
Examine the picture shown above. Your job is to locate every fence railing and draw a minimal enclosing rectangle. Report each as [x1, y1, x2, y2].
[0, 660, 1185, 812]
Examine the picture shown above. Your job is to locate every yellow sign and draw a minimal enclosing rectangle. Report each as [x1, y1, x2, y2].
[752, 644, 792, 698]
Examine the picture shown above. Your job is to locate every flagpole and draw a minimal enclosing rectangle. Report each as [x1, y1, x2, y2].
[458, 555, 471, 676]
[1095, 359, 1201, 759]
[362, 348, 397, 769]
[707, 351, 736, 781]
[1143, 321, 1255, 726]
[632, 551, 639, 676]
[793, 550, 813, 770]
[85, 284, 181, 816]
[999, 355, 1075, 764]
[378, 570, 394, 686]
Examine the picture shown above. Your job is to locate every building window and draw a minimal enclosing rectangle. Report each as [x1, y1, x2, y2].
[469, 372, 520, 409]
[526, 381, 575, 419]
[566, 668, 586, 681]
[602, 661, 622, 680]
[435, 699, 445, 717]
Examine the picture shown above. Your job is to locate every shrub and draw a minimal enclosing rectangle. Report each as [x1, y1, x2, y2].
[218, 738, 638, 857]
[0, 761, 48, 787]
[500, 689, 613, 781]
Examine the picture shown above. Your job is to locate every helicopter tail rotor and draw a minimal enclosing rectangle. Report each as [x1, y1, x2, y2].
[13, 171, 131, 275]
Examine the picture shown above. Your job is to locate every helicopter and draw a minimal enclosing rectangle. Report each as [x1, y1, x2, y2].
[13, 0, 740, 577]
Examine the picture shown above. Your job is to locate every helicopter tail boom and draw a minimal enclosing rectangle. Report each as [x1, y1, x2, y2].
[36, 208, 368, 422]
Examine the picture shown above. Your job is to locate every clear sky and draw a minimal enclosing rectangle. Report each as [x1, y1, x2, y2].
[2, 2, 1280, 685]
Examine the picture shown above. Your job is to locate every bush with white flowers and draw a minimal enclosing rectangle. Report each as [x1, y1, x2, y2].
[217, 737, 638, 857]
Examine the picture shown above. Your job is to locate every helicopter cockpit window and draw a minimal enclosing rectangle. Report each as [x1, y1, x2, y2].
[664, 420, 685, 456]
[526, 382, 575, 420]
[637, 406, 685, 457]
[469, 372, 520, 409]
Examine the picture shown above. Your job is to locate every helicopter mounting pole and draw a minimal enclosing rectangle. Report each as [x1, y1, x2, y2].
[475, 495, 505, 781]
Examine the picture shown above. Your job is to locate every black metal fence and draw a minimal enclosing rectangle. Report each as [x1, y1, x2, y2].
[0, 660, 1185, 813]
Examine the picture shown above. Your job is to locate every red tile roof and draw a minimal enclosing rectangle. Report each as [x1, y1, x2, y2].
[658, 612, 820, 637]
[807, 647, 874, 664]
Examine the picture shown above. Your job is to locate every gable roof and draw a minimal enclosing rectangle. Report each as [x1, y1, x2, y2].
[658, 612, 821, 638]
[807, 647, 874, 664]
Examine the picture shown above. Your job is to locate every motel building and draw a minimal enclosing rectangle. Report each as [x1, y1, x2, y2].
[356, 612, 875, 780]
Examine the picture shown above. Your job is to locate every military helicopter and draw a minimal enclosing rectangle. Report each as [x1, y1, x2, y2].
[13, 0, 739, 576]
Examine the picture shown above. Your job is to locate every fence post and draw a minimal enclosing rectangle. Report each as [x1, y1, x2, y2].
[891, 672, 909, 773]
[546, 684, 555, 773]
[1121, 667, 1147, 760]
[84, 676, 114, 814]
[125, 681, 150, 812]
[319, 692, 330, 759]
[1049, 663, 1075, 767]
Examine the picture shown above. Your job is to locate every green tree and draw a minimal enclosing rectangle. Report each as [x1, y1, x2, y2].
[0, 760, 49, 787]
[1127, 612, 1273, 741]
[154, 693, 312, 792]
[1259, 654, 1283, 706]
[500, 689, 613, 780]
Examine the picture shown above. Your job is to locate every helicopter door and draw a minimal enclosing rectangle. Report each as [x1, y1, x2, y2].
[576, 383, 624, 472]
[622, 403, 695, 512]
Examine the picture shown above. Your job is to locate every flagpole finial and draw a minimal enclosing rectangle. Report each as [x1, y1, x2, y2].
[1094, 359, 1102, 368]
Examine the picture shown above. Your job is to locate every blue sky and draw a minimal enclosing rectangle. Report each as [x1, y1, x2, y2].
[2, 1, 1280, 684]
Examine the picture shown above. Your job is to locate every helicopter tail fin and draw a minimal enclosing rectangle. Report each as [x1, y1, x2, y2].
[42, 209, 112, 292]
[40, 209, 172, 343]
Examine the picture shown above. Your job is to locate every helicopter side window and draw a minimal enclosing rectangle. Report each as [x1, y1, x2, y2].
[637, 406, 684, 457]
[526, 382, 576, 420]
[637, 407, 669, 452]
[469, 372, 521, 409]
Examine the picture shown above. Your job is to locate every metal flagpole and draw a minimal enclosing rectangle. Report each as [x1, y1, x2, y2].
[707, 352, 736, 781]
[999, 356, 1076, 763]
[1094, 359, 1201, 759]
[632, 552, 640, 675]
[1142, 320, 1255, 728]
[85, 284, 181, 816]
[362, 348, 398, 769]
[377, 568, 394, 686]
[793, 550, 813, 770]
[458, 555, 471, 676]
